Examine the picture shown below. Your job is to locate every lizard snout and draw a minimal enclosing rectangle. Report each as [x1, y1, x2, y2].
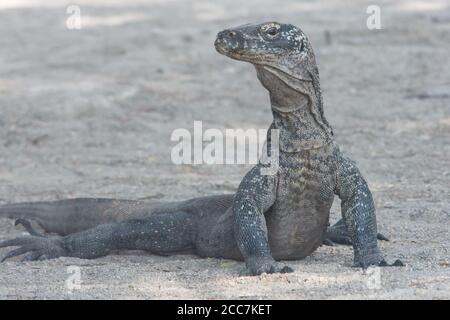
[216, 29, 238, 41]
[215, 29, 242, 55]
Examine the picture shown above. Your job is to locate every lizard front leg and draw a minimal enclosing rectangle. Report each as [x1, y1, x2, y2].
[233, 165, 293, 276]
[335, 155, 403, 268]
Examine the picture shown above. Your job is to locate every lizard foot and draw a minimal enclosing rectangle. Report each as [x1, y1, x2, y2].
[324, 219, 389, 246]
[0, 220, 67, 262]
[240, 256, 294, 276]
[353, 253, 404, 269]
[377, 259, 404, 267]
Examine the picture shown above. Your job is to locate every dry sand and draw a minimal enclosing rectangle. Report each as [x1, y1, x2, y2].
[0, 0, 449, 299]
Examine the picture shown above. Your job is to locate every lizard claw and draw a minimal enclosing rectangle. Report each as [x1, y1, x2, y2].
[373, 259, 404, 267]
[0, 218, 67, 262]
[353, 253, 404, 269]
[390, 259, 405, 267]
[241, 256, 294, 276]
[376, 233, 390, 242]
[0, 235, 67, 262]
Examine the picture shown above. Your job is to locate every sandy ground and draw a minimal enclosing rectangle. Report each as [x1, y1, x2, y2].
[0, 0, 449, 299]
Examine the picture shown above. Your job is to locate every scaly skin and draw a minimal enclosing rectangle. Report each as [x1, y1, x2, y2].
[0, 22, 403, 275]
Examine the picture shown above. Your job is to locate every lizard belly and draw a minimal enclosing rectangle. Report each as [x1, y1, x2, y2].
[267, 150, 336, 260]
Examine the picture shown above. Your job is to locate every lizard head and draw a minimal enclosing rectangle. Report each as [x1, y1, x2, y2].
[215, 22, 316, 82]
[215, 22, 333, 147]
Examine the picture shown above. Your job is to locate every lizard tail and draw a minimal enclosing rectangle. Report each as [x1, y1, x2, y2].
[0, 202, 47, 220]
[0, 198, 134, 236]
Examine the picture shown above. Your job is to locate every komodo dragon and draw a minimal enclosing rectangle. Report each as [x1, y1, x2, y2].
[0, 22, 403, 275]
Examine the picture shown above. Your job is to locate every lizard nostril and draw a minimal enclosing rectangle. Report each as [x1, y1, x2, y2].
[228, 31, 236, 37]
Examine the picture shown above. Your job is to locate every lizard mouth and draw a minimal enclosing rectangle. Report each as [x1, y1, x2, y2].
[214, 33, 239, 56]
[214, 29, 255, 62]
[214, 36, 267, 64]
[215, 29, 276, 66]
[214, 37, 229, 55]
[215, 24, 278, 66]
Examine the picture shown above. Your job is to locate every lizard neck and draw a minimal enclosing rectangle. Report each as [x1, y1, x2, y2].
[255, 65, 334, 152]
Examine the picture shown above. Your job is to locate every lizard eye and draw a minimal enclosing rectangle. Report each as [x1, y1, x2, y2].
[261, 23, 281, 39]
[266, 27, 279, 37]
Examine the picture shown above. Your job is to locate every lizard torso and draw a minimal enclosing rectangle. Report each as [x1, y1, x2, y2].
[268, 144, 337, 259]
